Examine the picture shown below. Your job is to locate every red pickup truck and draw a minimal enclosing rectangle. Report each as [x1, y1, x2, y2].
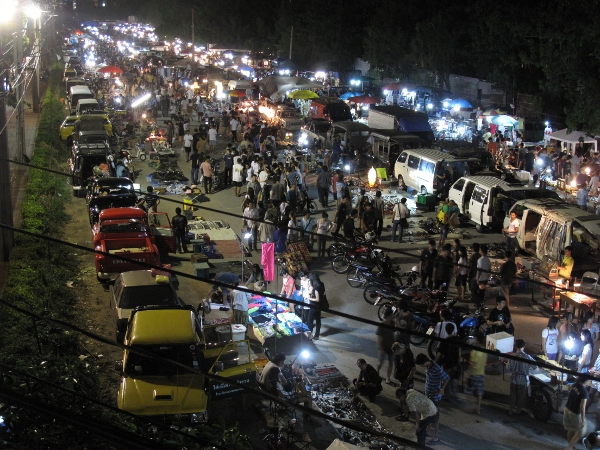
[93, 208, 161, 282]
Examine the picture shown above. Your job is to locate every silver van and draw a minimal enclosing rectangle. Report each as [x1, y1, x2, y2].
[76, 98, 100, 116]
[393, 148, 470, 195]
[450, 176, 560, 232]
[504, 198, 600, 277]
[69, 85, 94, 114]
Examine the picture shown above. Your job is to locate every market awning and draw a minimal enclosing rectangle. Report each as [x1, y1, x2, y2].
[548, 128, 598, 153]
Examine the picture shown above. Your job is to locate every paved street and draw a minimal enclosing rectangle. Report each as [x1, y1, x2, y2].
[93, 115, 595, 449]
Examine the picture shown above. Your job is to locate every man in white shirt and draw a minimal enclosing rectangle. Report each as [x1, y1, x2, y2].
[232, 157, 244, 197]
[183, 131, 193, 162]
[230, 117, 239, 142]
[391, 197, 410, 243]
[475, 244, 491, 309]
[502, 211, 520, 255]
[397, 389, 439, 446]
[207, 125, 217, 152]
[232, 285, 250, 326]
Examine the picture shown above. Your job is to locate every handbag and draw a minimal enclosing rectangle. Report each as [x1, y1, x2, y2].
[401, 217, 409, 228]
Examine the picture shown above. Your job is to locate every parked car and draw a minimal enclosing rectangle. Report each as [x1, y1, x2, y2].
[93, 208, 162, 282]
[298, 118, 331, 149]
[505, 198, 600, 277]
[109, 270, 184, 342]
[449, 176, 560, 232]
[116, 305, 256, 422]
[86, 177, 137, 226]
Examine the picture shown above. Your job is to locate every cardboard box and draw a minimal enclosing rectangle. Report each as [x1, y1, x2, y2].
[191, 253, 208, 263]
[521, 258, 540, 270]
[486, 332, 514, 353]
[193, 262, 210, 279]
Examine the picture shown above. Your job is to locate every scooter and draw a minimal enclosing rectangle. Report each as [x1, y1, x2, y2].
[127, 142, 147, 161]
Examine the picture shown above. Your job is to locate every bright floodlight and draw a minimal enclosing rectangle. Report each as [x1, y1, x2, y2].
[131, 92, 151, 108]
[26, 4, 42, 19]
[0, 0, 17, 22]
[243, 232, 252, 239]
[301, 350, 310, 359]
[427, 103, 433, 109]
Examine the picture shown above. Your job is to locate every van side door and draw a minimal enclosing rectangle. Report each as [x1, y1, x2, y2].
[394, 151, 408, 182]
[470, 186, 488, 226]
[406, 155, 421, 193]
[449, 178, 466, 212]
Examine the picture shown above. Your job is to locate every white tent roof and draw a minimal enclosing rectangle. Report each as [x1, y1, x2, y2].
[548, 128, 597, 145]
[548, 128, 597, 152]
[326, 439, 364, 450]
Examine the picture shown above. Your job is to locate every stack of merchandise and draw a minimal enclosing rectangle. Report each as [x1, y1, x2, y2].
[284, 242, 313, 275]
[248, 295, 308, 343]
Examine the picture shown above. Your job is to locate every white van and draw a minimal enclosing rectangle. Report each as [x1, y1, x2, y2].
[69, 86, 94, 114]
[393, 148, 471, 195]
[76, 98, 100, 116]
[505, 198, 600, 276]
[449, 176, 561, 232]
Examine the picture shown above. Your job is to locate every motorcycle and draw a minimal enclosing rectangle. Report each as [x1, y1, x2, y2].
[362, 267, 420, 305]
[210, 158, 221, 189]
[295, 186, 317, 214]
[408, 298, 458, 346]
[331, 233, 383, 274]
[375, 284, 450, 321]
[345, 256, 400, 288]
[426, 306, 485, 359]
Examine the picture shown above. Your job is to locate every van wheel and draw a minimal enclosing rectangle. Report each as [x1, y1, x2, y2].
[421, 186, 427, 195]
[475, 224, 485, 233]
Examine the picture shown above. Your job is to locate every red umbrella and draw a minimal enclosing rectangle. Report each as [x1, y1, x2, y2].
[97, 65, 123, 74]
[347, 95, 380, 104]
[382, 82, 403, 91]
[229, 89, 246, 98]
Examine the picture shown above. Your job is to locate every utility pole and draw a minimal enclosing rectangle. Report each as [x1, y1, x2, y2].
[289, 26, 293, 60]
[28, 14, 40, 113]
[14, 21, 25, 162]
[0, 31, 15, 261]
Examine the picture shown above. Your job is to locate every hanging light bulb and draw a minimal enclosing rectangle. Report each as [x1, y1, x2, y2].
[368, 167, 377, 187]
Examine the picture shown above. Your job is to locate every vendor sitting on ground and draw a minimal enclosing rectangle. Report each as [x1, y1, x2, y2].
[210, 272, 241, 306]
[353, 358, 383, 401]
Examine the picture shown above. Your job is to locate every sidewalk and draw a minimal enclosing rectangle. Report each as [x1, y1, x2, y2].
[6, 78, 44, 229]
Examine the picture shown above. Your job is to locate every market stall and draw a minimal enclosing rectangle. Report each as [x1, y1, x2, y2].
[296, 362, 402, 449]
[282, 241, 312, 276]
[248, 292, 309, 347]
[548, 129, 598, 154]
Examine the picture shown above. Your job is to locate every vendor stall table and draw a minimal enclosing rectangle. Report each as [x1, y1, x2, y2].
[248, 292, 309, 354]
[559, 290, 597, 322]
[297, 362, 401, 449]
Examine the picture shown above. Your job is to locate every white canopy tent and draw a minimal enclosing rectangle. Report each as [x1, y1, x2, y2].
[548, 128, 598, 154]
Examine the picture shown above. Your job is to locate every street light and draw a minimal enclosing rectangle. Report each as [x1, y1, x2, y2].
[0, 0, 17, 21]
[131, 92, 151, 108]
